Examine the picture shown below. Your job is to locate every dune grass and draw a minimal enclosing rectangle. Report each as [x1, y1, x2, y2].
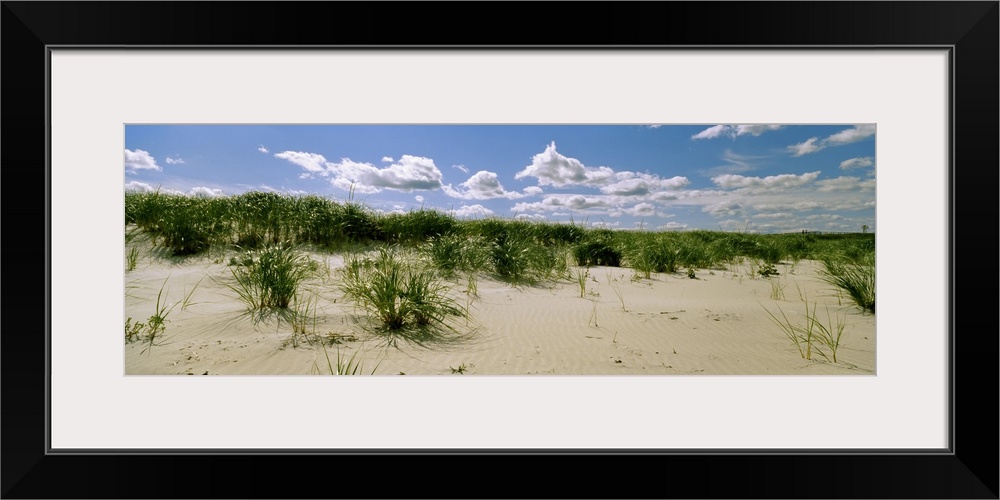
[820, 254, 875, 314]
[763, 297, 849, 363]
[340, 247, 466, 338]
[317, 344, 382, 375]
[227, 243, 314, 314]
[126, 246, 139, 272]
[127, 278, 198, 354]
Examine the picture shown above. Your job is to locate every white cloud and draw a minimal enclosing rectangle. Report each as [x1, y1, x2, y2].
[512, 194, 611, 213]
[691, 125, 729, 140]
[414, 195, 424, 203]
[450, 204, 494, 218]
[124, 149, 161, 172]
[600, 172, 689, 196]
[165, 157, 185, 165]
[125, 181, 156, 192]
[733, 124, 783, 136]
[787, 137, 822, 157]
[826, 124, 876, 145]
[703, 201, 744, 217]
[275, 151, 445, 193]
[787, 125, 875, 156]
[840, 156, 874, 169]
[330, 156, 444, 193]
[514, 141, 614, 187]
[712, 171, 820, 190]
[753, 212, 794, 219]
[189, 186, 224, 198]
[442, 170, 524, 200]
[816, 176, 863, 192]
[513, 213, 548, 221]
[382, 156, 394, 163]
[522, 186, 543, 196]
[692, 125, 782, 140]
[274, 151, 329, 175]
[452, 164, 469, 174]
[591, 221, 621, 229]
[627, 202, 656, 217]
[658, 221, 688, 230]
[257, 145, 269, 154]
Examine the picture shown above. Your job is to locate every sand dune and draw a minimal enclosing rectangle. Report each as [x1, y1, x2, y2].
[125, 251, 875, 376]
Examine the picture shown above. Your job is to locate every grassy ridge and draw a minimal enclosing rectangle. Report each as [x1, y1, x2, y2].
[126, 190, 875, 311]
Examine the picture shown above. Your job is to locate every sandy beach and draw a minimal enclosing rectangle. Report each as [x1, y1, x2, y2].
[125, 246, 875, 376]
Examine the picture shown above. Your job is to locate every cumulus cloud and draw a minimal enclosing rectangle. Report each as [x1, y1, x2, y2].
[450, 204, 494, 218]
[257, 145, 269, 154]
[658, 221, 688, 230]
[443, 170, 524, 200]
[274, 151, 329, 175]
[514, 141, 615, 187]
[627, 202, 656, 217]
[190, 186, 224, 198]
[414, 195, 424, 203]
[703, 201, 744, 217]
[512, 194, 611, 213]
[124, 149, 161, 172]
[591, 221, 621, 229]
[331, 156, 444, 193]
[692, 124, 783, 140]
[514, 213, 548, 221]
[165, 157, 185, 165]
[753, 212, 794, 219]
[712, 171, 820, 190]
[600, 172, 689, 196]
[125, 181, 156, 192]
[275, 151, 445, 193]
[382, 156, 394, 163]
[788, 125, 875, 156]
[840, 156, 874, 169]
[522, 186, 543, 196]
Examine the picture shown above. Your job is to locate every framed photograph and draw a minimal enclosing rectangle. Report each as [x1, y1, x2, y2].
[4, 2, 996, 498]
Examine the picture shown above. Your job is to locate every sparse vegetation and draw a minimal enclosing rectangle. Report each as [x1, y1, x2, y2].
[126, 246, 139, 272]
[340, 247, 466, 335]
[227, 243, 314, 313]
[125, 192, 875, 374]
[317, 344, 382, 375]
[820, 253, 875, 314]
[763, 297, 849, 363]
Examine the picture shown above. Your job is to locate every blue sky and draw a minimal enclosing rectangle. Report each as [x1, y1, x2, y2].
[124, 124, 875, 233]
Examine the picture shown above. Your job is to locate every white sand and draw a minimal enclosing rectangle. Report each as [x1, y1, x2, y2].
[125, 247, 875, 376]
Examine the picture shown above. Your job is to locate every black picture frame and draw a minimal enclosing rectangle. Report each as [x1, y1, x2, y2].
[3, 2, 996, 498]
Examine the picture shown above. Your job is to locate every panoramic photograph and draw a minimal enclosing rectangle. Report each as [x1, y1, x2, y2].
[124, 124, 875, 375]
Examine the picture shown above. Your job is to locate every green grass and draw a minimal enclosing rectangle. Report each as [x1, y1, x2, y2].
[810, 306, 847, 363]
[576, 269, 589, 298]
[762, 301, 814, 361]
[125, 192, 875, 307]
[769, 277, 787, 300]
[340, 247, 466, 337]
[318, 344, 382, 375]
[132, 278, 197, 354]
[126, 246, 139, 272]
[227, 243, 314, 313]
[763, 298, 848, 363]
[820, 254, 875, 314]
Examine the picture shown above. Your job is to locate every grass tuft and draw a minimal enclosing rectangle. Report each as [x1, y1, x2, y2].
[228, 243, 314, 313]
[340, 247, 467, 337]
[820, 255, 875, 314]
